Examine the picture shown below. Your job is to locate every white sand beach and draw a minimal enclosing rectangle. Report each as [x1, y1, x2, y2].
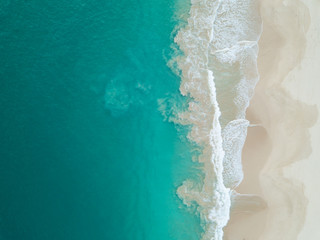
[282, 0, 320, 239]
[224, 0, 320, 239]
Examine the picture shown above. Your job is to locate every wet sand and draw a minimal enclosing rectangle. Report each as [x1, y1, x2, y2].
[224, 0, 320, 239]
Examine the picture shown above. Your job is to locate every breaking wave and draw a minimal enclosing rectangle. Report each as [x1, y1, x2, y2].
[170, 0, 262, 239]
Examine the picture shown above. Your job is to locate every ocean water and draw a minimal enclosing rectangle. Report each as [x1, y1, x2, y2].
[0, 0, 202, 240]
[0, 0, 264, 239]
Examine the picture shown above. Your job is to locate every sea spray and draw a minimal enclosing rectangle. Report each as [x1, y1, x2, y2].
[170, 0, 262, 239]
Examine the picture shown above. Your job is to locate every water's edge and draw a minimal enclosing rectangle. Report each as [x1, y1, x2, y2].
[170, 0, 263, 239]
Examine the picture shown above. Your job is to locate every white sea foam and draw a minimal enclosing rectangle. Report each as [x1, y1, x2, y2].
[172, 0, 262, 239]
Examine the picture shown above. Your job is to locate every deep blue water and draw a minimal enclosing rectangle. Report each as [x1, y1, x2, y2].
[0, 0, 201, 239]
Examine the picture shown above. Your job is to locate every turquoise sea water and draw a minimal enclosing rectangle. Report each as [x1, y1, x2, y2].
[0, 1, 202, 240]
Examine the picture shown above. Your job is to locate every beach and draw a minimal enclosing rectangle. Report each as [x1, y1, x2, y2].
[224, 0, 320, 239]
[0, 0, 318, 239]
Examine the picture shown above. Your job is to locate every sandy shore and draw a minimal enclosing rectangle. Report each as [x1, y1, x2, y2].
[224, 0, 320, 239]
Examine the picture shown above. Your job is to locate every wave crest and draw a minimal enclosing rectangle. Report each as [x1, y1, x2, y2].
[171, 0, 262, 239]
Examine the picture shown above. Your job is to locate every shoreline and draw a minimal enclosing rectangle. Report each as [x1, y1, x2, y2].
[224, 0, 319, 239]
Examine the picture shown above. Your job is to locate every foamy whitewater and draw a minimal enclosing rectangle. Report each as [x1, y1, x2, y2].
[171, 0, 262, 239]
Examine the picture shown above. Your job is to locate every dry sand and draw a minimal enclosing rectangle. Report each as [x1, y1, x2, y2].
[224, 0, 320, 239]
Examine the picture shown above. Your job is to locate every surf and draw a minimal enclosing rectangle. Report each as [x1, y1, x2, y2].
[170, 0, 263, 239]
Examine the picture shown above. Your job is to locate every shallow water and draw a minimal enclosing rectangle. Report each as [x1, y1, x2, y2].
[172, 0, 262, 238]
